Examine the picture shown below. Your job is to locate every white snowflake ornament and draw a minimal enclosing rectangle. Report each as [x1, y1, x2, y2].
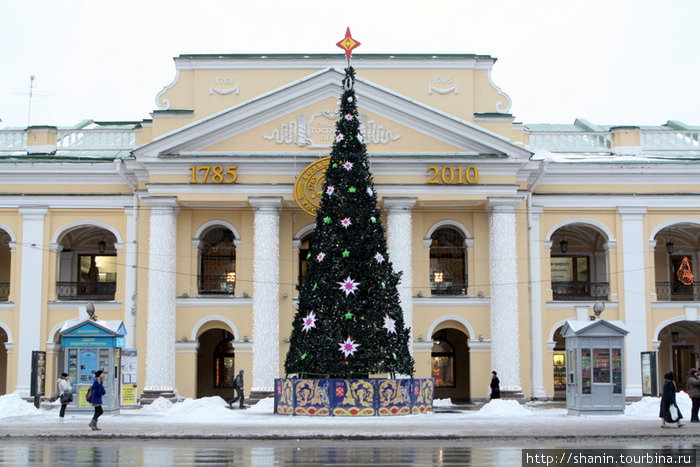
[338, 336, 360, 358]
[337, 276, 360, 296]
[382, 314, 397, 334]
[302, 312, 317, 332]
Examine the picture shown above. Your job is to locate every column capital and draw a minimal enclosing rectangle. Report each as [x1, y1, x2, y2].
[248, 196, 283, 211]
[18, 206, 48, 217]
[617, 206, 647, 216]
[143, 196, 179, 211]
[486, 196, 523, 212]
[382, 197, 417, 211]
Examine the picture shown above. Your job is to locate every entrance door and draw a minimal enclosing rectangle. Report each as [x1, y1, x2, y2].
[431, 329, 470, 402]
[673, 345, 694, 390]
[0, 328, 6, 395]
[197, 329, 237, 399]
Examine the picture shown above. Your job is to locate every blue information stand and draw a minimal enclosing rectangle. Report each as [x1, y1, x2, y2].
[59, 318, 126, 412]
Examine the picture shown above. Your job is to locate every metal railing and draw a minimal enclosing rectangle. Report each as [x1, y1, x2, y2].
[430, 282, 468, 296]
[198, 275, 235, 295]
[56, 281, 116, 300]
[551, 281, 609, 301]
[0, 282, 8, 301]
[655, 281, 700, 301]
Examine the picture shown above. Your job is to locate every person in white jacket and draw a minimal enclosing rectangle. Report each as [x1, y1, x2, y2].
[56, 373, 72, 419]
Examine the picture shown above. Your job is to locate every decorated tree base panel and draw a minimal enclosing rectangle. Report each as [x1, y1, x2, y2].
[274, 378, 434, 416]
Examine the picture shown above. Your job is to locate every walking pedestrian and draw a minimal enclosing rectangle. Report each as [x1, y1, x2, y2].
[228, 370, 245, 408]
[688, 368, 700, 423]
[56, 372, 72, 420]
[490, 371, 501, 400]
[659, 371, 683, 428]
[88, 370, 106, 431]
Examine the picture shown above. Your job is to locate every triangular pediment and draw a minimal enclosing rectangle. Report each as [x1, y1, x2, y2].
[201, 97, 465, 153]
[562, 319, 629, 338]
[134, 68, 531, 159]
[60, 319, 127, 337]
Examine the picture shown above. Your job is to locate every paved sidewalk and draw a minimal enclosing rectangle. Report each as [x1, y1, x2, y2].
[0, 405, 698, 441]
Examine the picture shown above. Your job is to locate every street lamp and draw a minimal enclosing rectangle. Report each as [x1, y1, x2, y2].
[592, 302, 605, 320]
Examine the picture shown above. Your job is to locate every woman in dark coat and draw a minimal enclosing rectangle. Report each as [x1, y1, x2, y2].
[659, 371, 683, 428]
[689, 368, 700, 423]
[89, 370, 107, 431]
[490, 371, 501, 400]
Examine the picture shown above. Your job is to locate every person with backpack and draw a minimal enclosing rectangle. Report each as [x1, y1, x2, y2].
[228, 370, 245, 409]
[88, 370, 106, 430]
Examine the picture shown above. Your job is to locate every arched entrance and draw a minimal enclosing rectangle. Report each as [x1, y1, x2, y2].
[552, 327, 566, 400]
[431, 328, 470, 402]
[0, 327, 7, 395]
[657, 321, 700, 391]
[196, 328, 238, 399]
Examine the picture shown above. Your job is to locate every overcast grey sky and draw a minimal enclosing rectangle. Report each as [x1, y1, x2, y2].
[1, 0, 698, 128]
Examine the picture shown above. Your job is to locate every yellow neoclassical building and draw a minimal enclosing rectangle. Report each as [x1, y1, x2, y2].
[0, 53, 699, 405]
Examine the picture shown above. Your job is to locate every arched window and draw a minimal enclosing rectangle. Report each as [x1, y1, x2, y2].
[56, 226, 117, 300]
[199, 227, 236, 295]
[431, 331, 455, 388]
[429, 227, 467, 295]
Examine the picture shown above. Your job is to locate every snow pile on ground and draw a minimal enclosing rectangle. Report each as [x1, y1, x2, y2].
[625, 392, 692, 418]
[478, 399, 532, 417]
[247, 397, 274, 414]
[166, 396, 231, 419]
[432, 398, 453, 407]
[625, 397, 660, 416]
[139, 397, 175, 413]
[0, 393, 41, 418]
[136, 396, 231, 419]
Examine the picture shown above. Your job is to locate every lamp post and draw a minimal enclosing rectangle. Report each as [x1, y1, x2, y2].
[592, 302, 605, 320]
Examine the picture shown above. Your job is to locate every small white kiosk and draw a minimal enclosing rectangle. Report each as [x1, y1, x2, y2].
[562, 319, 628, 415]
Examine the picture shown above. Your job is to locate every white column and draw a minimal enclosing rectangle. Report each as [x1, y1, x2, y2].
[143, 197, 179, 393]
[15, 207, 47, 396]
[249, 196, 282, 393]
[528, 206, 547, 399]
[619, 206, 647, 397]
[384, 197, 416, 347]
[487, 197, 522, 395]
[123, 205, 138, 348]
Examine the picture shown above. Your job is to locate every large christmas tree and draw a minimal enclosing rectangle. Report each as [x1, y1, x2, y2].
[284, 63, 415, 379]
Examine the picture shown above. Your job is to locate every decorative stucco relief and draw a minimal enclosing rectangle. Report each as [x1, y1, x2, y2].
[264, 110, 400, 148]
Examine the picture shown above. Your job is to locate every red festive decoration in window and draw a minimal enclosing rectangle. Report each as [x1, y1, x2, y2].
[677, 256, 694, 286]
